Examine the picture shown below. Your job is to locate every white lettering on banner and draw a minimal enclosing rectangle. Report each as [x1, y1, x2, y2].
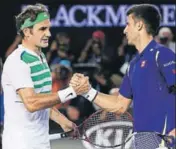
[69, 5, 87, 27]
[160, 5, 176, 26]
[51, 5, 70, 27]
[21, 4, 176, 27]
[87, 5, 104, 26]
[82, 121, 133, 149]
[105, 5, 128, 27]
[51, 5, 130, 27]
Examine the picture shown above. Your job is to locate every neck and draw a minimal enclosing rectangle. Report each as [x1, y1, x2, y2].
[22, 40, 41, 55]
[135, 34, 154, 53]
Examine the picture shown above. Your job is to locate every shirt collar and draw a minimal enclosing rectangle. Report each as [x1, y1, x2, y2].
[139, 39, 157, 57]
[18, 44, 40, 58]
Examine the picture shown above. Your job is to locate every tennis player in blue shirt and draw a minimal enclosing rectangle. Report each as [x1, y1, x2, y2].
[70, 4, 176, 145]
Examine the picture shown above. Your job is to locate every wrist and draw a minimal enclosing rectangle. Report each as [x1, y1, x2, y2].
[82, 87, 98, 102]
[58, 86, 77, 103]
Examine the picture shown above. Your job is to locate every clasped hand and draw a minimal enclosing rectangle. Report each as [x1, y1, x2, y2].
[69, 73, 90, 95]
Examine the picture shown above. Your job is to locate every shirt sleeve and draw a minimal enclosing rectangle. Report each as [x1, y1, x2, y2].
[157, 48, 176, 87]
[7, 58, 34, 90]
[119, 71, 133, 99]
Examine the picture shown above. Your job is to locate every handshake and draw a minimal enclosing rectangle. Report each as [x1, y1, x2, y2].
[70, 73, 91, 95]
[58, 73, 98, 103]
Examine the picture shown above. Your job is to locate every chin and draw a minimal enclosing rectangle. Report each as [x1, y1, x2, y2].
[41, 44, 49, 48]
[127, 40, 134, 46]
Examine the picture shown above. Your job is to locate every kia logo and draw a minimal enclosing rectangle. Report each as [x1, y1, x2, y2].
[82, 121, 133, 149]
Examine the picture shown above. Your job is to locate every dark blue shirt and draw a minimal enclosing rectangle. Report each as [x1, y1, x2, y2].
[119, 40, 175, 133]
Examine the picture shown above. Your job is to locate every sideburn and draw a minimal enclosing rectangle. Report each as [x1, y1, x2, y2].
[29, 28, 33, 35]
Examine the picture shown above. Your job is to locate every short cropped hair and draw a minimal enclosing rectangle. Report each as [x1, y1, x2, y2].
[15, 3, 49, 37]
[127, 4, 161, 36]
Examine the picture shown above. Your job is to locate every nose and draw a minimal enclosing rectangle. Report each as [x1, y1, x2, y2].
[123, 27, 127, 35]
[46, 29, 51, 37]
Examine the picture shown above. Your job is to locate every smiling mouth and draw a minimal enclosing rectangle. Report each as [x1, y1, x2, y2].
[42, 39, 48, 43]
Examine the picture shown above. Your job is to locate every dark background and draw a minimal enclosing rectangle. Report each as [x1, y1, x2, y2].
[0, 0, 175, 60]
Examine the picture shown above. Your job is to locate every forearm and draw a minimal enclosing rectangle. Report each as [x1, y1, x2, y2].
[18, 86, 78, 113]
[93, 92, 131, 113]
[70, 73, 131, 113]
[168, 128, 176, 137]
[79, 51, 87, 62]
[50, 107, 71, 126]
[5, 45, 16, 57]
[24, 93, 60, 112]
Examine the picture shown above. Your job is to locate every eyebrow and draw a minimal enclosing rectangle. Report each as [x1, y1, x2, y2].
[38, 26, 50, 30]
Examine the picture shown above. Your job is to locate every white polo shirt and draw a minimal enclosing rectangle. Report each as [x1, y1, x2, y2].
[2, 45, 52, 149]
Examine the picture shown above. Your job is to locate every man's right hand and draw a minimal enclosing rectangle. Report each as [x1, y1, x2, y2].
[70, 73, 99, 102]
[70, 73, 90, 95]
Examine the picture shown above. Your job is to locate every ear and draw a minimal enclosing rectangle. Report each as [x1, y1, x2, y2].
[23, 28, 31, 37]
[137, 21, 143, 31]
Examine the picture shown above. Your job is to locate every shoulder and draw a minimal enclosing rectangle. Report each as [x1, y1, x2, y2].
[4, 47, 23, 65]
[3, 47, 29, 72]
[154, 43, 175, 65]
[155, 43, 174, 56]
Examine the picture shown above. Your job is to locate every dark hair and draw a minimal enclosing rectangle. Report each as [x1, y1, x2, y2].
[15, 3, 49, 38]
[127, 4, 161, 36]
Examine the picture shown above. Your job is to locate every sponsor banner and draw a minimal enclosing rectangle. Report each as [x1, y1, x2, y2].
[21, 4, 176, 27]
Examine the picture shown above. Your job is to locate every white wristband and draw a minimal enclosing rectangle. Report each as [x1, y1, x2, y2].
[58, 86, 77, 103]
[82, 88, 98, 102]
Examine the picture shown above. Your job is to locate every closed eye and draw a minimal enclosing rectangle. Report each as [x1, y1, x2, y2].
[39, 27, 47, 31]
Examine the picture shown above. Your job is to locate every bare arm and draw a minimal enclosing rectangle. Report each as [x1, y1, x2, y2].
[46, 41, 57, 62]
[5, 35, 22, 58]
[70, 73, 132, 114]
[17, 88, 60, 113]
[50, 107, 73, 132]
[17, 76, 90, 113]
[168, 128, 176, 138]
[93, 92, 132, 114]
[78, 39, 92, 62]
[50, 41, 57, 50]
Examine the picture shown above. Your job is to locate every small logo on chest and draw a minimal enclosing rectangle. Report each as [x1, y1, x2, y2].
[141, 60, 147, 67]
[172, 69, 176, 74]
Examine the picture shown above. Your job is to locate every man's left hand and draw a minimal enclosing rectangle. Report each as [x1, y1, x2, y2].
[168, 128, 176, 138]
[61, 122, 76, 132]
